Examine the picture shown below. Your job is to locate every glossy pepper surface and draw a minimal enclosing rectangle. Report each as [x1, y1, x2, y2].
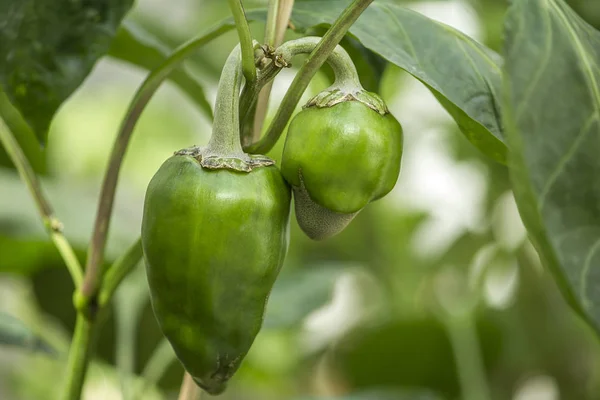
[281, 90, 403, 240]
[142, 154, 290, 394]
[142, 45, 291, 395]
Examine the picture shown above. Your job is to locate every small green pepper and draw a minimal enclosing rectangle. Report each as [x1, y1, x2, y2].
[142, 46, 290, 394]
[281, 84, 403, 240]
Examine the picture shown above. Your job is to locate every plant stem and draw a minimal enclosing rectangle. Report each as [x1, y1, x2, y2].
[80, 24, 229, 305]
[445, 313, 492, 400]
[228, 0, 257, 83]
[276, 37, 360, 86]
[206, 46, 245, 157]
[0, 116, 83, 286]
[240, 37, 359, 140]
[178, 372, 201, 400]
[239, 60, 281, 139]
[250, 0, 295, 142]
[98, 238, 143, 307]
[264, 0, 280, 47]
[247, 0, 374, 154]
[61, 316, 94, 400]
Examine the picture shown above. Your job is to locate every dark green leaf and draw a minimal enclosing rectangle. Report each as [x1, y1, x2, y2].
[341, 35, 388, 93]
[568, 0, 600, 29]
[108, 21, 213, 120]
[0, 312, 56, 355]
[305, 25, 388, 92]
[333, 315, 502, 397]
[0, 91, 46, 173]
[504, 0, 600, 331]
[0, 0, 134, 144]
[290, 0, 506, 163]
[263, 264, 346, 330]
[333, 317, 459, 397]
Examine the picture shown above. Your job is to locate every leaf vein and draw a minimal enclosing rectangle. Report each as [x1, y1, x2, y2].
[377, 4, 420, 66]
[515, 4, 554, 123]
[549, 0, 600, 116]
[580, 237, 600, 311]
[538, 112, 599, 210]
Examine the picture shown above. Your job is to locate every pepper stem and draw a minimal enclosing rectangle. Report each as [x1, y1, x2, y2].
[207, 45, 245, 157]
[276, 37, 388, 114]
[277, 36, 362, 90]
[178, 45, 274, 172]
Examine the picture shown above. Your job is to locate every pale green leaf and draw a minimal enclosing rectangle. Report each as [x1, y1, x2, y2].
[290, 0, 506, 162]
[504, 0, 600, 331]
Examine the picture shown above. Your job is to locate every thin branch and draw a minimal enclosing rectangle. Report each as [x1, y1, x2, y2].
[98, 238, 143, 307]
[251, 0, 295, 141]
[178, 372, 201, 400]
[0, 115, 83, 286]
[264, 0, 280, 47]
[61, 316, 94, 400]
[80, 24, 231, 304]
[247, 0, 374, 154]
[228, 0, 257, 83]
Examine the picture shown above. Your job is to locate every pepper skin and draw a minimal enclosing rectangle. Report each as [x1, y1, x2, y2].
[281, 99, 403, 240]
[142, 153, 290, 394]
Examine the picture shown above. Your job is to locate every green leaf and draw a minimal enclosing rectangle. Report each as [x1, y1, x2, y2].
[108, 21, 213, 120]
[0, 91, 46, 173]
[332, 316, 502, 398]
[0, 312, 55, 355]
[289, 0, 506, 163]
[305, 25, 388, 92]
[0, 0, 134, 144]
[503, 0, 600, 332]
[568, 0, 600, 29]
[263, 264, 346, 330]
[334, 317, 459, 397]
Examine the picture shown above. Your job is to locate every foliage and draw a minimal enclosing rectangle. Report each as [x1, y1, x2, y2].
[1, 0, 600, 399]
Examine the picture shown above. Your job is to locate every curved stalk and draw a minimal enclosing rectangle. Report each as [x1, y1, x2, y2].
[184, 45, 273, 172]
[239, 37, 359, 138]
[249, 0, 295, 142]
[206, 45, 245, 157]
[98, 238, 143, 307]
[246, 0, 375, 154]
[228, 0, 256, 83]
[242, 35, 362, 154]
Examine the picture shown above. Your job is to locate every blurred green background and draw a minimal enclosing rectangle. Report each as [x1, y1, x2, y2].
[2, 0, 600, 399]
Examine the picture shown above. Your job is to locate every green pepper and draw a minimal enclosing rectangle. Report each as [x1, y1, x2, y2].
[281, 81, 403, 240]
[142, 46, 290, 394]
